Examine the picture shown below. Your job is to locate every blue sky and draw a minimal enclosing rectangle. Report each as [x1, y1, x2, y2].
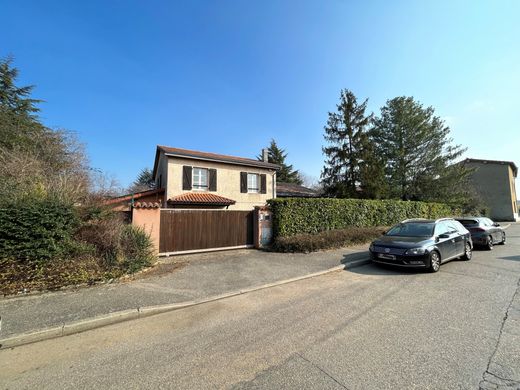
[3, 0, 520, 188]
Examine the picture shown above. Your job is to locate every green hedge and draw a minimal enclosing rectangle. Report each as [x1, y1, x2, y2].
[0, 198, 79, 263]
[272, 227, 386, 253]
[267, 198, 456, 238]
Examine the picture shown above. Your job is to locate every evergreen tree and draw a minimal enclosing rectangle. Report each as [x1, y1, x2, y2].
[0, 57, 42, 117]
[128, 168, 156, 193]
[372, 96, 467, 201]
[259, 139, 303, 184]
[321, 90, 372, 198]
[358, 132, 388, 199]
[0, 57, 89, 204]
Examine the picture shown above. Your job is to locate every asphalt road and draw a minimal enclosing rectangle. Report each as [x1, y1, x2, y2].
[1, 224, 519, 389]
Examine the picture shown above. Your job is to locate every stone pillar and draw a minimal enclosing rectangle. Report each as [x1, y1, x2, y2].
[254, 206, 273, 249]
[132, 202, 161, 254]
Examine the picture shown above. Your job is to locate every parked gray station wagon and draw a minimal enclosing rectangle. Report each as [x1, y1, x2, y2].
[369, 218, 473, 272]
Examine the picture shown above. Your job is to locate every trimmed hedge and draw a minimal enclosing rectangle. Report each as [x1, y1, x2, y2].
[267, 198, 456, 238]
[0, 198, 79, 263]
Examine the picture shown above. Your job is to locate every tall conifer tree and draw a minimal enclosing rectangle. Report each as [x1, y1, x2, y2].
[372, 96, 467, 201]
[321, 90, 372, 198]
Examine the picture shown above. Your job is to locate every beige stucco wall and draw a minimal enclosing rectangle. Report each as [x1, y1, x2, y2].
[165, 156, 276, 210]
[132, 208, 161, 254]
[467, 161, 516, 221]
[155, 152, 168, 196]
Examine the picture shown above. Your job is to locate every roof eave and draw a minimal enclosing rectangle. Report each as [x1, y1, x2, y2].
[163, 152, 280, 170]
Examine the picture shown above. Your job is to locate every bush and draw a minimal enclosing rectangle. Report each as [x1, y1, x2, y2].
[75, 211, 155, 274]
[120, 225, 155, 273]
[273, 227, 386, 253]
[268, 198, 456, 238]
[0, 197, 79, 263]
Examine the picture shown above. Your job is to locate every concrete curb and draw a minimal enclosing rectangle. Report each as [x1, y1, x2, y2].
[0, 255, 370, 350]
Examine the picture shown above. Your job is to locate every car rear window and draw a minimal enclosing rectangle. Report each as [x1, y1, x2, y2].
[457, 219, 479, 227]
[386, 222, 434, 237]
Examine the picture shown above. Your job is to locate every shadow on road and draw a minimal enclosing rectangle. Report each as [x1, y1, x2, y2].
[498, 255, 520, 262]
[340, 252, 426, 276]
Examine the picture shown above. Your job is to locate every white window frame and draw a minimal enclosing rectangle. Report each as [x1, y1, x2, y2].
[247, 173, 259, 193]
[192, 167, 208, 191]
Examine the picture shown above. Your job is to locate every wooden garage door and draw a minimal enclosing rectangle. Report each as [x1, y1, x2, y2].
[159, 210, 254, 253]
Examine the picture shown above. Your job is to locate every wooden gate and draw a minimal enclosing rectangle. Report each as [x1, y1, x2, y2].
[159, 209, 254, 254]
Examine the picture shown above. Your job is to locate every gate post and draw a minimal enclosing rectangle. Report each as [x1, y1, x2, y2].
[254, 206, 273, 249]
[132, 202, 161, 254]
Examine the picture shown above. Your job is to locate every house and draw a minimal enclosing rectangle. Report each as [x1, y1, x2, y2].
[276, 182, 320, 198]
[463, 158, 518, 221]
[152, 145, 279, 210]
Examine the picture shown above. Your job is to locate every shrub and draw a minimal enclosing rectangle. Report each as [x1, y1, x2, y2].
[75, 211, 155, 274]
[120, 225, 155, 273]
[0, 197, 79, 263]
[267, 198, 456, 238]
[273, 227, 386, 253]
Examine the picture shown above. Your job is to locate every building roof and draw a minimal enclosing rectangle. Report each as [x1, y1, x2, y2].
[463, 158, 518, 177]
[133, 201, 161, 209]
[104, 188, 165, 205]
[153, 145, 280, 178]
[276, 182, 320, 198]
[168, 192, 236, 206]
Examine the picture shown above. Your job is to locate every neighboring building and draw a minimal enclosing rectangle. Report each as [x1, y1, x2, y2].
[463, 158, 518, 221]
[152, 145, 279, 210]
[276, 182, 320, 198]
[104, 188, 165, 212]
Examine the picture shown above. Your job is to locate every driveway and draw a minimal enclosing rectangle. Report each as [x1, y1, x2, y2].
[0, 245, 369, 339]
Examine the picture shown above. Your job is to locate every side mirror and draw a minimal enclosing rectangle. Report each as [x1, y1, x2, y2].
[494, 222, 500, 227]
[438, 233, 450, 239]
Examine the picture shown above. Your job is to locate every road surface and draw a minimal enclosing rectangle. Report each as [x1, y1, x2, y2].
[1, 224, 519, 389]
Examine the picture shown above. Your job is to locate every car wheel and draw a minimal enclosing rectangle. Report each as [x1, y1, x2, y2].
[429, 251, 441, 273]
[462, 242, 472, 260]
[486, 236, 494, 250]
[499, 232, 506, 245]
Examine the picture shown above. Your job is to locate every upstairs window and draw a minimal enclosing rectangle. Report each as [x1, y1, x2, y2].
[247, 173, 259, 193]
[192, 167, 208, 190]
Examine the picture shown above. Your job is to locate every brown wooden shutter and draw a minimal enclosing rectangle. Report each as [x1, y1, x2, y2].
[260, 174, 267, 194]
[209, 169, 217, 191]
[182, 166, 192, 190]
[240, 172, 248, 193]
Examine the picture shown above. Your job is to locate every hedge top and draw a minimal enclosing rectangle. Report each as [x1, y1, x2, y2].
[267, 197, 457, 238]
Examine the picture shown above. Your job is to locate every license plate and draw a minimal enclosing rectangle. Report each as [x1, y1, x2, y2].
[378, 253, 396, 260]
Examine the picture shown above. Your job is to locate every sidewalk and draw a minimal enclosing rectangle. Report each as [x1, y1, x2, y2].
[0, 246, 370, 342]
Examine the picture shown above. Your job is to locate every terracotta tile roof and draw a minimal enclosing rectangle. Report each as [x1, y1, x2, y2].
[168, 192, 236, 206]
[156, 145, 280, 171]
[133, 201, 161, 209]
[276, 182, 320, 198]
[104, 188, 165, 205]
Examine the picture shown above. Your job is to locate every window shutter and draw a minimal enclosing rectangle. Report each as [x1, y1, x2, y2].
[240, 172, 248, 193]
[182, 166, 192, 190]
[209, 169, 217, 191]
[260, 174, 267, 194]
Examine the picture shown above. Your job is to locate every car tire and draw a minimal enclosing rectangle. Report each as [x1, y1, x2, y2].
[429, 251, 441, 273]
[499, 232, 506, 245]
[486, 236, 494, 250]
[462, 242, 472, 261]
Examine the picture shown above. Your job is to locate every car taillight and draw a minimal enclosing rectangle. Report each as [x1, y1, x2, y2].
[470, 227, 485, 232]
